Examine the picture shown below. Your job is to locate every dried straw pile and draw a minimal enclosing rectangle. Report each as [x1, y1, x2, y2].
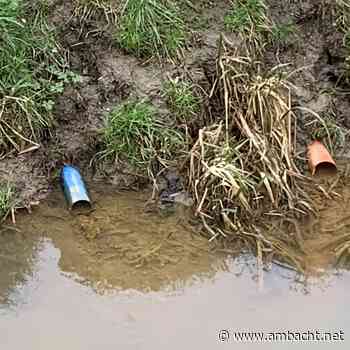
[186, 36, 314, 269]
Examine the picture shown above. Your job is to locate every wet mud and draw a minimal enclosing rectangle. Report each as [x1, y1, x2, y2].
[301, 159, 350, 273]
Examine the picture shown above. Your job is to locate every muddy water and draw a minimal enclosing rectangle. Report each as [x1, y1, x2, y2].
[3, 184, 221, 292]
[0, 184, 349, 349]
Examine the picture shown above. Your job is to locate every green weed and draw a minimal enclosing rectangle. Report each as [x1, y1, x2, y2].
[224, 0, 270, 46]
[311, 113, 348, 153]
[0, 0, 79, 153]
[164, 78, 200, 121]
[116, 0, 186, 58]
[0, 183, 15, 221]
[102, 100, 184, 174]
[270, 21, 296, 45]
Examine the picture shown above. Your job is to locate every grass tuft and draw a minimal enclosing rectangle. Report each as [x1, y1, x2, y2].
[164, 78, 200, 122]
[270, 21, 296, 46]
[310, 112, 348, 154]
[224, 0, 270, 50]
[116, 0, 186, 58]
[0, 183, 15, 221]
[101, 100, 184, 176]
[0, 0, 79, 154]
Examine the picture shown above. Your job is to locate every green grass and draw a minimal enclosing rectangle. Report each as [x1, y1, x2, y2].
[310, 113, 347, 153]
[116, 0, 186, 58]
[164, 78, 200, 121]
[102, 100, 184, 174]
[0, 0, 79, 153]
[224, 1, 296, 50]
[270, 21, 296, 45]
[0, 183, 15, 221]
[224, 0, 270, 44]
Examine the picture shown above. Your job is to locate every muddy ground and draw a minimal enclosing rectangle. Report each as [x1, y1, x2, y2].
[1, 0, 350, 270]
[0, 0, 349, 204]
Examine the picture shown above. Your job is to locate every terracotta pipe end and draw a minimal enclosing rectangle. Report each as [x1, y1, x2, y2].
[307, 140, 337, 176]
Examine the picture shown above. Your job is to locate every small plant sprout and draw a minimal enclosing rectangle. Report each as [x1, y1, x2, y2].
[310, 113, 348, 154]
[271, 21, 296, 46]
[0, 183, 15, 221]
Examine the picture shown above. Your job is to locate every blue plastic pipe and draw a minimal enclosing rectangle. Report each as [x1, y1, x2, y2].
[60, 164, 91, 210]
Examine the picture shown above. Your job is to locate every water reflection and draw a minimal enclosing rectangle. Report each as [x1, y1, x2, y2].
[5, 185, 220, 292]
[0, 229, 39, 308]
[0, 184, 349, 349]
[0, 238, 349, 349]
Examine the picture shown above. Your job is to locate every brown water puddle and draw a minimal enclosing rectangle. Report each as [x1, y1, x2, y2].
[0, 238, 349, 349]
[0, 183, 349, 349]
[1, 183, 222, 292]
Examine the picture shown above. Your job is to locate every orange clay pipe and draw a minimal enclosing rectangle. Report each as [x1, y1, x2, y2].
[307, 140, 337, 176]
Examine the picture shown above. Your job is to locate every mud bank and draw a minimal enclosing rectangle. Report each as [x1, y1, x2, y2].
[0, 0, 348, 206]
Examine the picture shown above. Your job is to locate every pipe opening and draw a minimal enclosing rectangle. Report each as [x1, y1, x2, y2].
[314, 162, 337, 177]
[71, 200, 92, 212]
